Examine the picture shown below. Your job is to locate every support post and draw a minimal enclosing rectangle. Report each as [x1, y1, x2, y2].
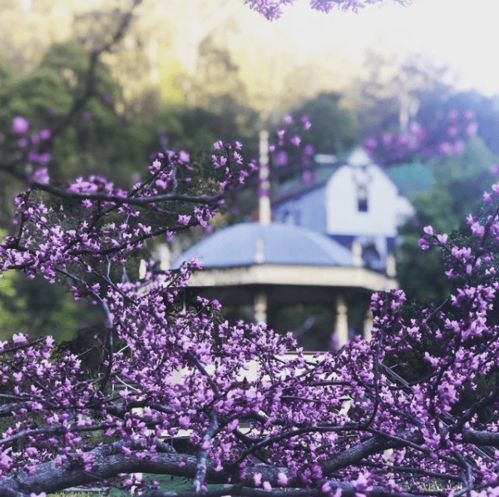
[386, 253, 397, 278]
[254, 292, 268, 324]
[352, 239, 363, 267]
[335, 295, 348, 347]
[258, 130, 271, 225]
[363, 309, 373, 341]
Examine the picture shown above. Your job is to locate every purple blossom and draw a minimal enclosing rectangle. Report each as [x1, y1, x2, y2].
[179, 150, 190, 163]
[466, 122, 478, 136]
[11, 116, 30, 135]
[177, 214, 191, 225]
[39, 129, 51, 141]
[275, 151, 288, 167]
[245, 0, 389, 19]
[301, 115, 312, 130]
[31, 167, 50, 185]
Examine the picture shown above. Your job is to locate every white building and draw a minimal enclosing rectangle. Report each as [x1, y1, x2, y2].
[273, 148, 414, 274]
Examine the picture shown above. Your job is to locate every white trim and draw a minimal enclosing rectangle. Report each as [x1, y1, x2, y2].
[188, 264, 398, 291]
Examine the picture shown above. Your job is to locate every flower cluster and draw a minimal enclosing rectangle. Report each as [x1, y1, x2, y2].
[10, 116, 52, 183]
[0, 144, 497, 496]
[0, 132, 251, 287]
[268, 114, 315, 187]
[364, 109, 478, 166]
[245, 0, 393, 20]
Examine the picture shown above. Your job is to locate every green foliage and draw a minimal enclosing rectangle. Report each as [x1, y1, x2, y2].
[272, 304, 335, 350]
[0, 40, 267, 341]
[156, 96, 260, 156]
[0, 43, 153, 185]
[386, 162, 434, 197]
[397, 137, 496, 302]
[0, 44, 148, 340]
[0, 269, 98, 342]
[292, 92, 359, 155]
[0, 270, 27, 338]
[0, 61, 10, 85]
[0, 228, 27, 338]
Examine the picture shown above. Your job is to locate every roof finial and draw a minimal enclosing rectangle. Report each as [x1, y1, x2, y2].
[258, 130, 271, 225]
[255, 238, 265, 264]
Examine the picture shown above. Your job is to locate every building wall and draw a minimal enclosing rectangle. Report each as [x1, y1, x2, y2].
[325, 164, 413, 237]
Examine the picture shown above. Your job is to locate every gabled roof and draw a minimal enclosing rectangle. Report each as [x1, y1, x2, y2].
[272, 162, 341, 205]
[273, 157, 434, 206]
[272, 147, 372, 205]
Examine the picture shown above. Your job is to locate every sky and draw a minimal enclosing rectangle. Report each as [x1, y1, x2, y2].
[264, 0, 499, 96]
[4, 0, 499, 112]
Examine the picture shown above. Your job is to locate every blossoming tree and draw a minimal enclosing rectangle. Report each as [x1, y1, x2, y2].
[0, 1, 497, 497]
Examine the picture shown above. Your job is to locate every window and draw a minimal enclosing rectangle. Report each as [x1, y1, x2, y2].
[357, 185, 369, 212]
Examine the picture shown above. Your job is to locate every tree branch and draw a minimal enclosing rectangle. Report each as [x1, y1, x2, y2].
[0, 443, 431, 497]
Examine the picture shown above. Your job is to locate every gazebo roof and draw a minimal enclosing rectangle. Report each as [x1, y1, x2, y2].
[174, 222, 353, 269]
[173, 222, 396, 292]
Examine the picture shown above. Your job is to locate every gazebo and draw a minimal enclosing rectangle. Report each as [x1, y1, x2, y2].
[173, 132, 398, 349]
[174, 221, 397, 348]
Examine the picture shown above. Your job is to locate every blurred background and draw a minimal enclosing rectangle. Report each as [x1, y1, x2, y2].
[0, 0, 498, 349]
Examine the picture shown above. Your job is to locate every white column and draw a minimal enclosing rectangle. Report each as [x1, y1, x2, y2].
[157, 244, 171, 271]
[352, 239, 363, 267]
[386, 253, 397, 278]
[258, 130, 271, 225]
[254, 238, 265, 264]
[363, 309, 373, 341]
[254, 292, 268, 324]
[335, 295, 348, 347]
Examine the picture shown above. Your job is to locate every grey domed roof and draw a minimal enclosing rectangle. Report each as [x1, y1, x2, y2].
[174, 222, 353, 269]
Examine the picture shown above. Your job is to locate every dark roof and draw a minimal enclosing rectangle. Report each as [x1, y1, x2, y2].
[273, 157, 434, 205]
[386, 162, 435, 197]
[272, 162, 341, 204]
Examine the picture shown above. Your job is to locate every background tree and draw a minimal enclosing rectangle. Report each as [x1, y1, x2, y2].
[0, 4, 265, 339]
[397, 137, 497, 302]
[0, 42, 152, 187]
[291, 92, 358, 155]
[350, 51, 453, 137]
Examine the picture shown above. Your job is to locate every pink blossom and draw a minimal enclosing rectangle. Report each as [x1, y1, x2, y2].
[11, 116, 29, 134]
[177, 214, 191, 225]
